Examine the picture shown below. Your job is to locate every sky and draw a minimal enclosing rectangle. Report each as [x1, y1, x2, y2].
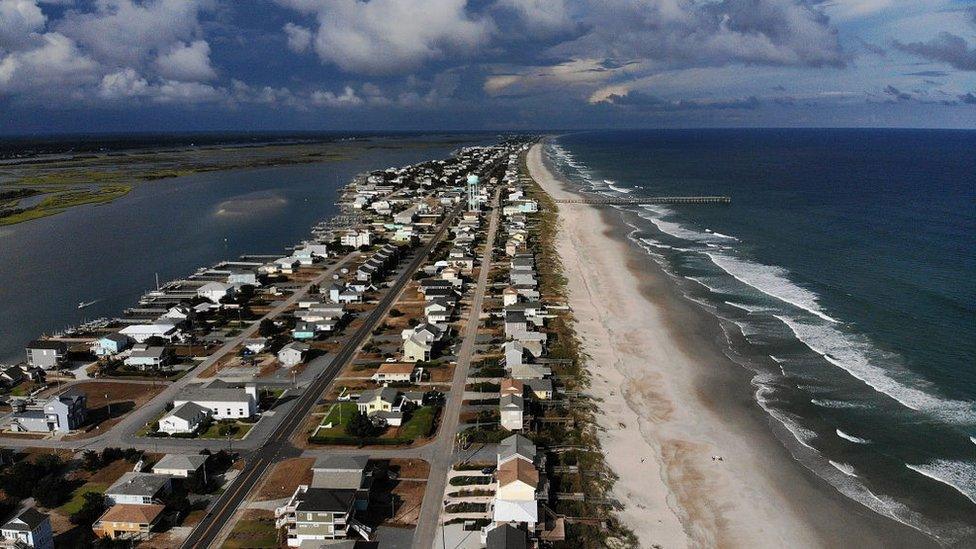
[1, 0, 976, 133]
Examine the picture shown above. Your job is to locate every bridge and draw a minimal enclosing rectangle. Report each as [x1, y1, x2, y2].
[554, 195, 731, 205]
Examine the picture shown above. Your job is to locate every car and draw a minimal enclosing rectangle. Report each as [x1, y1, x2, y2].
[481, 466, 496, 475]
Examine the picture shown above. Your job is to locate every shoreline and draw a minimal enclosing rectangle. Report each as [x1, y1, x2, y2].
[526, 141, 935, 548]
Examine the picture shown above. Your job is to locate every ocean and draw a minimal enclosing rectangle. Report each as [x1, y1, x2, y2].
[547, 129, 976, 545]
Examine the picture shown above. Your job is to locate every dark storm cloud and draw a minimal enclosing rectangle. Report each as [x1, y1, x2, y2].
[894, 33, 976, 71]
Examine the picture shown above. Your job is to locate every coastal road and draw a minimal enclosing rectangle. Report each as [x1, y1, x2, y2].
[181, 203, 463, 549]
[412, 187, 500, 549]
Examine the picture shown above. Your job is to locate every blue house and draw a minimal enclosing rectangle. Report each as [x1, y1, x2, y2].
[94, 333, 131, 357]
[292, 321, 316, 340]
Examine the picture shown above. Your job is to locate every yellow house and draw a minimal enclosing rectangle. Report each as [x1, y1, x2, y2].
[94, 504, 165, 540]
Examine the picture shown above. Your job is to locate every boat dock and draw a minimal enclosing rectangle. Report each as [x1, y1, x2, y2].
[554, 196, 731, 205]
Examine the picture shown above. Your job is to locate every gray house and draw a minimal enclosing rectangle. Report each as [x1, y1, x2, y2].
[25, 340, 68, 370]
[10, 391, 87, 433]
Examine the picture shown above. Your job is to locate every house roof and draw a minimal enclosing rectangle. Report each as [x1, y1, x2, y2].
[375, 363, 416, 375]
[177, 385, 249, 404]
[101, 333, 130, 344]
[486, 524, 528, 549]
[295, 488, 357, 513]
[96, 504, 165, 525]
[107, 472, 170, 497]
[2, 508, 48, 531]
[153, 454, 208, 472]
[497, 434, 536, 463]
[492, 498, 538, 524]
[313, 455, 368, 472]
[500, 379, 524, 395]
[499, 394, 524, 410]
[358, 387, 399, 404]
[498, 458, 539, 488]
[167, 401, 210, 422]
[26, 339, 67, 350]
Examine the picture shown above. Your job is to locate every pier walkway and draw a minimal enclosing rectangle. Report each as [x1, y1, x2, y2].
[554, 195, 730, 205]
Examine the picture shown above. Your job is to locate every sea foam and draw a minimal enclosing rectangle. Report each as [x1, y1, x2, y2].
[775, 315, 976, 424]
[906, 460, 976, 505]
[836, 429, 871, 444]
[704, 252, 839, 323]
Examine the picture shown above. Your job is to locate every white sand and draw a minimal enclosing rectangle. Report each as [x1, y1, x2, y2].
[527, 143, 828, 548]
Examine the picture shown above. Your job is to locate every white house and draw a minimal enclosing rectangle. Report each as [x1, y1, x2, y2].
[197, 281, 233, 303]
[0, 508, 53, 549]
[278, 342, 310, 367]
[341, 230, 371, 248]
[499, 394, 525, 431]
[370, 363, 417, 384]
[173, 383, 257, 419]
[124, 346, 169, 369]
[401, 323, 443, 362]
[157, 401, 211, 435]
[105, 473, 171, 506]
[152, 454, 208, 478]
[119, 323, 179, 344]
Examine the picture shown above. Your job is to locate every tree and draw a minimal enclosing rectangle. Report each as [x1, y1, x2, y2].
[70, 492, 107, 526]
[33, 475, 68, 507]
[82, 450, 101, 471]
[258, 319, 278, 337]
[345, 412, 375, 438]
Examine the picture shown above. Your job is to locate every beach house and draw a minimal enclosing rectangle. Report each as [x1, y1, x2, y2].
[370, 362, 417, 384]
[10, 390, 87, 433]
[0, 508, 53, 549]
[25, 340, 68, 370]
[152, 454, 208, 478]
[278, 342, 310, 367]
[94, 504, 165, 540]
[172, 382, 257, 419]
[105, 472, 172, 506]
[157, 401, 210, 435]
[197, 281, 233, 303]
[93, 333, 131, 357]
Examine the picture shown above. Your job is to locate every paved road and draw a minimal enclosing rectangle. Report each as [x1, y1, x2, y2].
[412, 188, 501, 549]
[0, 254, 358, 452]
[181, 204, 463, 549]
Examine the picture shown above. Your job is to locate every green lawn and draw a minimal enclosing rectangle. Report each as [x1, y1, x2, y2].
[199, 421, 254, 440]
[221, 518, 278, 548]
[58, 482, 107, 515]
[397, 406, 437, 440]
[314, 402, 357, 436]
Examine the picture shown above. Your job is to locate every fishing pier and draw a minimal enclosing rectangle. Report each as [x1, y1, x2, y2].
[554, 195, 731, 205]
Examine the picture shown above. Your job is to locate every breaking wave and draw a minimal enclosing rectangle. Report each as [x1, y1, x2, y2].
[836, 429, 871, 444]
[906, 460, 976, 505]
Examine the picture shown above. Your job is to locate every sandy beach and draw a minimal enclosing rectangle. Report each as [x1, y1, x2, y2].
[526, 142, 935, 549]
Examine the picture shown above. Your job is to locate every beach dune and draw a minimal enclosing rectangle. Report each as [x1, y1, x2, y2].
[526, 142, 931, 549]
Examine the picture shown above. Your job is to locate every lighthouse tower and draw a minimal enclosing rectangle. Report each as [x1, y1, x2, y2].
[466, 174, 480, 211]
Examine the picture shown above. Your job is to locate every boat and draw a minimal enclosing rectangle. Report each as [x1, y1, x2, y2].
[77, 300, 97, 309]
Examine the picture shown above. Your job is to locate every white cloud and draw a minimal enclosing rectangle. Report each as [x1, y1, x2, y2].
[56, 0, 209, 66]
[152, 79, 223, 103]
[0, 32, 97, 93]
[154, 40, 216, 81]
[0, 0, 47, 49]
[279, 0, 493, 74]
[495, 0, 574, 34]
[98, 67, 149, 99]
[484, 58, 627, 96]
[310, 86, 364, 107]
[283, 22, 311, 53]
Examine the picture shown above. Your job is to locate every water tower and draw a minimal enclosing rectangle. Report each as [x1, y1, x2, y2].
[466, 174, 480, 211]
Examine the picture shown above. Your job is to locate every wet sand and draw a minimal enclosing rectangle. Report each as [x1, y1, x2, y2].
[526, 142, 936, 548]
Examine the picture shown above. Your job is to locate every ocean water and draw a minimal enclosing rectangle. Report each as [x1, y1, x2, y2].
[548, 129, 976, 545]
